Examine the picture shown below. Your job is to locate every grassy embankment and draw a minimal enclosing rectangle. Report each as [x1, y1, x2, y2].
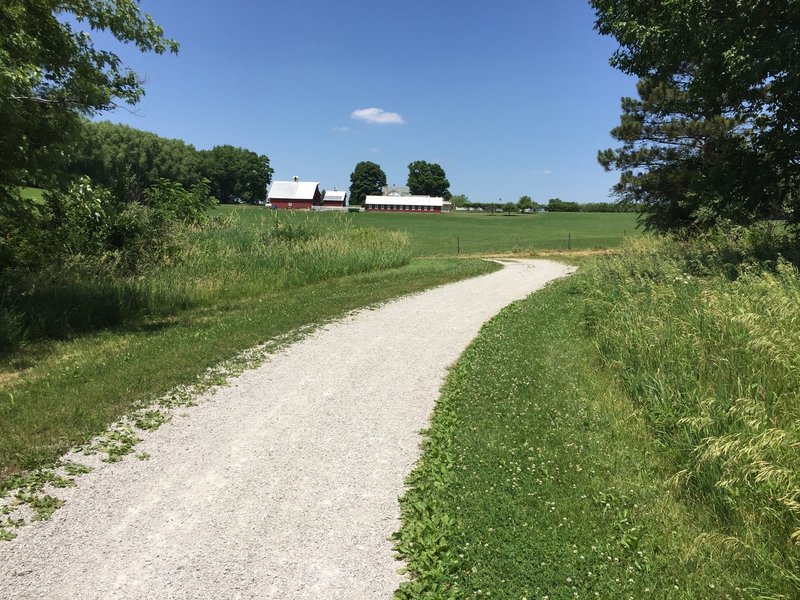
[395, 235, 799, 598]
[224, 205, 639, 256]
[0, 208, 498, 483]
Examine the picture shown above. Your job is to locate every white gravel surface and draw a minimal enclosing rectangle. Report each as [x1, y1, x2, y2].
[0, 259, 574, 599]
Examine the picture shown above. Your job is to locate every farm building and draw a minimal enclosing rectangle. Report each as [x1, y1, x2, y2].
[364, 195, 444, 213]
[267, 177, 322, 210]
[381, 185, 411, 197]
[323, 189, 348, 208]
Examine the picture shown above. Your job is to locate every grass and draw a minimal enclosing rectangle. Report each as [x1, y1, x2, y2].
[582, 235, 800, 597]
[2, 210, 413, 349]
[394, 272, 761, 599]
[0, 257, 498, 479]
[220, 205, 640, 256]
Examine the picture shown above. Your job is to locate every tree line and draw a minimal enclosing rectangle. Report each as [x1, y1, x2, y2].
[450, 195, 633, 213]
[71, 120, 273, 205]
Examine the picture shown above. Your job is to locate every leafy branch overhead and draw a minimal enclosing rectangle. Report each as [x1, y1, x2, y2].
[1, 0, 179, 188]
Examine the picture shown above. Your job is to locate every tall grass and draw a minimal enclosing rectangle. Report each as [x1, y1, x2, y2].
[0, 212, 411, 351]
[583, 235, 800, 597]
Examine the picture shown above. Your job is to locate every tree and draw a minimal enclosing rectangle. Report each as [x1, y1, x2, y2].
[517, 195, 534, 211]
[450, 194, 469, 208]
[546, 198, 580, 212]
[70, 121, 203, 202]
[200, 145, 273, 203]
[406, 161, 451, 199]
[598, 78, 775, 231]
[591, 0, 800, 231]
[501, 203, 517, 215]
[349, 161, 386, 206]
[0, 0, 178, 189]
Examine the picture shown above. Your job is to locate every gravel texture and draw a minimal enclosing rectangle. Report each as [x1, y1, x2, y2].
[0, 259, 574, 599]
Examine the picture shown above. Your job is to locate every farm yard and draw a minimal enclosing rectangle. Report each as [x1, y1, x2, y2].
[3, 0, 799, 598]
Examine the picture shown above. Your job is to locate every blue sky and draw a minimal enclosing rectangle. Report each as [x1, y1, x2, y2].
[94, 1, 637, 204]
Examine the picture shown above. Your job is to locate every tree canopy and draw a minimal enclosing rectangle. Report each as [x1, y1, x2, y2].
[200, 145, 273, 204]
[591, 0, 800, 232]
[0, 0, 178, 188]
[406, 161, 451, 199]
[517, 195, 535, 211]
[71, 121, 202, 202]
[349, 161, 386, 205]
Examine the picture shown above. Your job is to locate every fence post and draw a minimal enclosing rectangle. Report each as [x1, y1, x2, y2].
[568, 232, 571, 250]
[457, 236, 460, 255]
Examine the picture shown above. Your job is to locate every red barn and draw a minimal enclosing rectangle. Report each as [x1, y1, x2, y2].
[268, 177, 321, 210]
[323, 190, 348, 208]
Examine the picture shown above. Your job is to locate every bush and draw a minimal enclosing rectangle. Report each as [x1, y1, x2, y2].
[0, 177, 219, 352]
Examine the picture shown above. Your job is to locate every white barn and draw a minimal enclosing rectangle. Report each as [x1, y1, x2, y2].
[364, 195, 444, 213]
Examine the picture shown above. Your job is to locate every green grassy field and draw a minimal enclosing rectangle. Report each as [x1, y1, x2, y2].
[218, 205, 640, 255]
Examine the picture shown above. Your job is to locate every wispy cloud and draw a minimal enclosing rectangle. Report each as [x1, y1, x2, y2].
[332, 126, 353, 133]
[370, 147, 379, 154]
[542, 169, 553, 176]
[351, 107, 405, 124]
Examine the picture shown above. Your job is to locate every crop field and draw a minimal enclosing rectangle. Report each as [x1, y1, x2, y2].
[218, 205, 640, 256]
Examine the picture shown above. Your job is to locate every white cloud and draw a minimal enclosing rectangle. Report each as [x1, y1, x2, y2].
[542, 169, 553, 176]
[351, 107, 405, 124]
[370, 147, 379, 154]
[332, 126, 353, 133]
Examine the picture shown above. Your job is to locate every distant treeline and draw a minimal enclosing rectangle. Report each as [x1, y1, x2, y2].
[454, 196, 635, 213]
[545, 199, 635, 213]
[66, 121, 273, 205]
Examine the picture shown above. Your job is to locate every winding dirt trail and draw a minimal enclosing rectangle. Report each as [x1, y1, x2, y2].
[0, 259, 573, 599]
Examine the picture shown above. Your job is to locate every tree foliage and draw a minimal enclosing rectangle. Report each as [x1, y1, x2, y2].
[69, 122, 272, 204]
[450, 194, 469, 208]
[71, 120, 202, 202]
[200, 145, 272, 204]
[591, 0, 800, 232]
[517, 195, 535, 211]
[545, 198, 580, 212]
[598, 79, 777, 230]
[406, 161, 451, 199]
[0, 0, 178, 188]
[349, 161, 386, 205]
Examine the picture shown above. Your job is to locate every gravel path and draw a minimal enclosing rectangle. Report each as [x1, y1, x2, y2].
[0, 259, 573, 599]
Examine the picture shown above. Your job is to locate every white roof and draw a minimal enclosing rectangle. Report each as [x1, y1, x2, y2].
[365, 195, 443, 207]
[268, 180, 320, 201]
[325, 191, 347, 202]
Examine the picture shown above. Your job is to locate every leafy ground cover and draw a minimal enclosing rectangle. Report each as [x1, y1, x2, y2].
[394, 270, 765, 599]
[222, 206, 639, 256]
